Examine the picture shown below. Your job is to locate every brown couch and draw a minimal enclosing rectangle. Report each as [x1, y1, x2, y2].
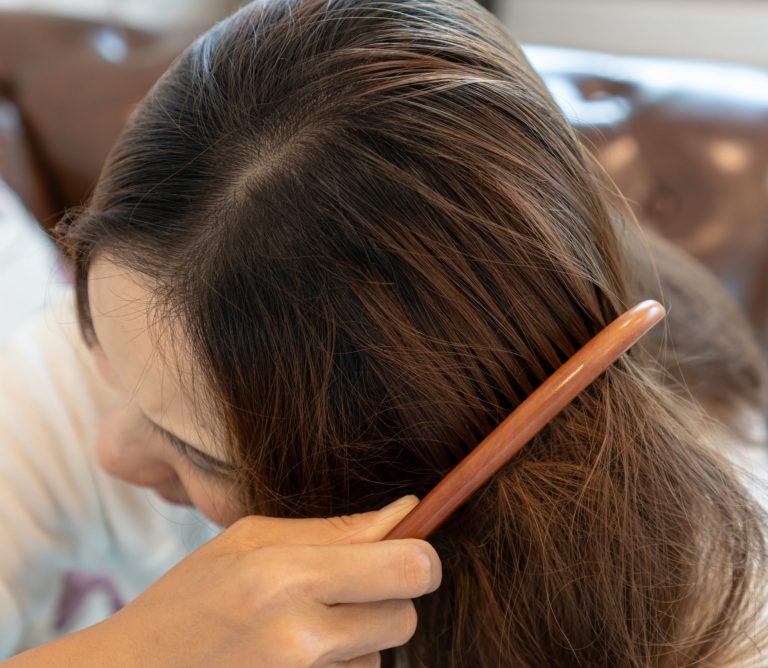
[1, 11, 766, 349]
[526, 45, 768, 353]
[0, 12, 200, 227]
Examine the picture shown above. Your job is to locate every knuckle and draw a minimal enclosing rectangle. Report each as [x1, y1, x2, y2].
[294, 624, 332, 667]
[225, 515, 265, 549]
[400, 543, 434, 593]
[274, 618, 333, 667]
[229, 514, 259, 535]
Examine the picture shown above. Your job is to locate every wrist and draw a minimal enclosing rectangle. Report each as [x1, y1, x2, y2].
[2, 613, 140, 668]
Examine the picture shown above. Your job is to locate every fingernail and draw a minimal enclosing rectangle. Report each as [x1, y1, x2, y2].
[379, 495, 419, 512]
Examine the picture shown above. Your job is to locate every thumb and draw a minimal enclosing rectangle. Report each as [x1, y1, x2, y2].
[322, 494, 421, 545]
[226, 495, 420, 550]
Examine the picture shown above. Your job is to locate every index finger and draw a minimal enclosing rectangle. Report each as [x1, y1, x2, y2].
[277, 539, 443, 605]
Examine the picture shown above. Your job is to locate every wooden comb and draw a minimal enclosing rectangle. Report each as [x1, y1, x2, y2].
[384, 299, 666, 541]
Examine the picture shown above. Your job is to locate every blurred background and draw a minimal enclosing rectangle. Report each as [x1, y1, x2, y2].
[1, 0, 767, 351]
[0, 0, 766, 66]
[0, 0, 241, 28]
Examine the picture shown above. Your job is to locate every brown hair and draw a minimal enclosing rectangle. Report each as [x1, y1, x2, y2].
[55, 0, 768, 665]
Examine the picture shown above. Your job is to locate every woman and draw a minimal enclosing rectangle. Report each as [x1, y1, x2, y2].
[4, 0, 768, 664]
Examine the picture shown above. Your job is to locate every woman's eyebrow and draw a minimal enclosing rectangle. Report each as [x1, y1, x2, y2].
[143, 412, 234, 470]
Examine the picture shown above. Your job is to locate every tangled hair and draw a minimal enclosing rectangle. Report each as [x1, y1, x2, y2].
[55, 0, 768, 665]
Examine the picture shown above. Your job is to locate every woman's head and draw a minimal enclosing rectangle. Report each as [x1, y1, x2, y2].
[57, 0, 768, 664]
[62, 0, 625, 521]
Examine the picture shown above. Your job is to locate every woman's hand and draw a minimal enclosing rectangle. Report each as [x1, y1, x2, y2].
[5, 495, 440, 668]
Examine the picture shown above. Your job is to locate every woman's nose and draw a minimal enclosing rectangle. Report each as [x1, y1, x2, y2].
[95, 408, 178, 487]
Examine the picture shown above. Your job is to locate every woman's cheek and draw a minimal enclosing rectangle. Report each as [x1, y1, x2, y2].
[184, 476, 244, 528]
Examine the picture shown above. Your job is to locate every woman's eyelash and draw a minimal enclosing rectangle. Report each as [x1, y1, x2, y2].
[149, 422, 217, 476]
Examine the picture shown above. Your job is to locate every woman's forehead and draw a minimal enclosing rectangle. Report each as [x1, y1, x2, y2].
[87, 257, 217, 436]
